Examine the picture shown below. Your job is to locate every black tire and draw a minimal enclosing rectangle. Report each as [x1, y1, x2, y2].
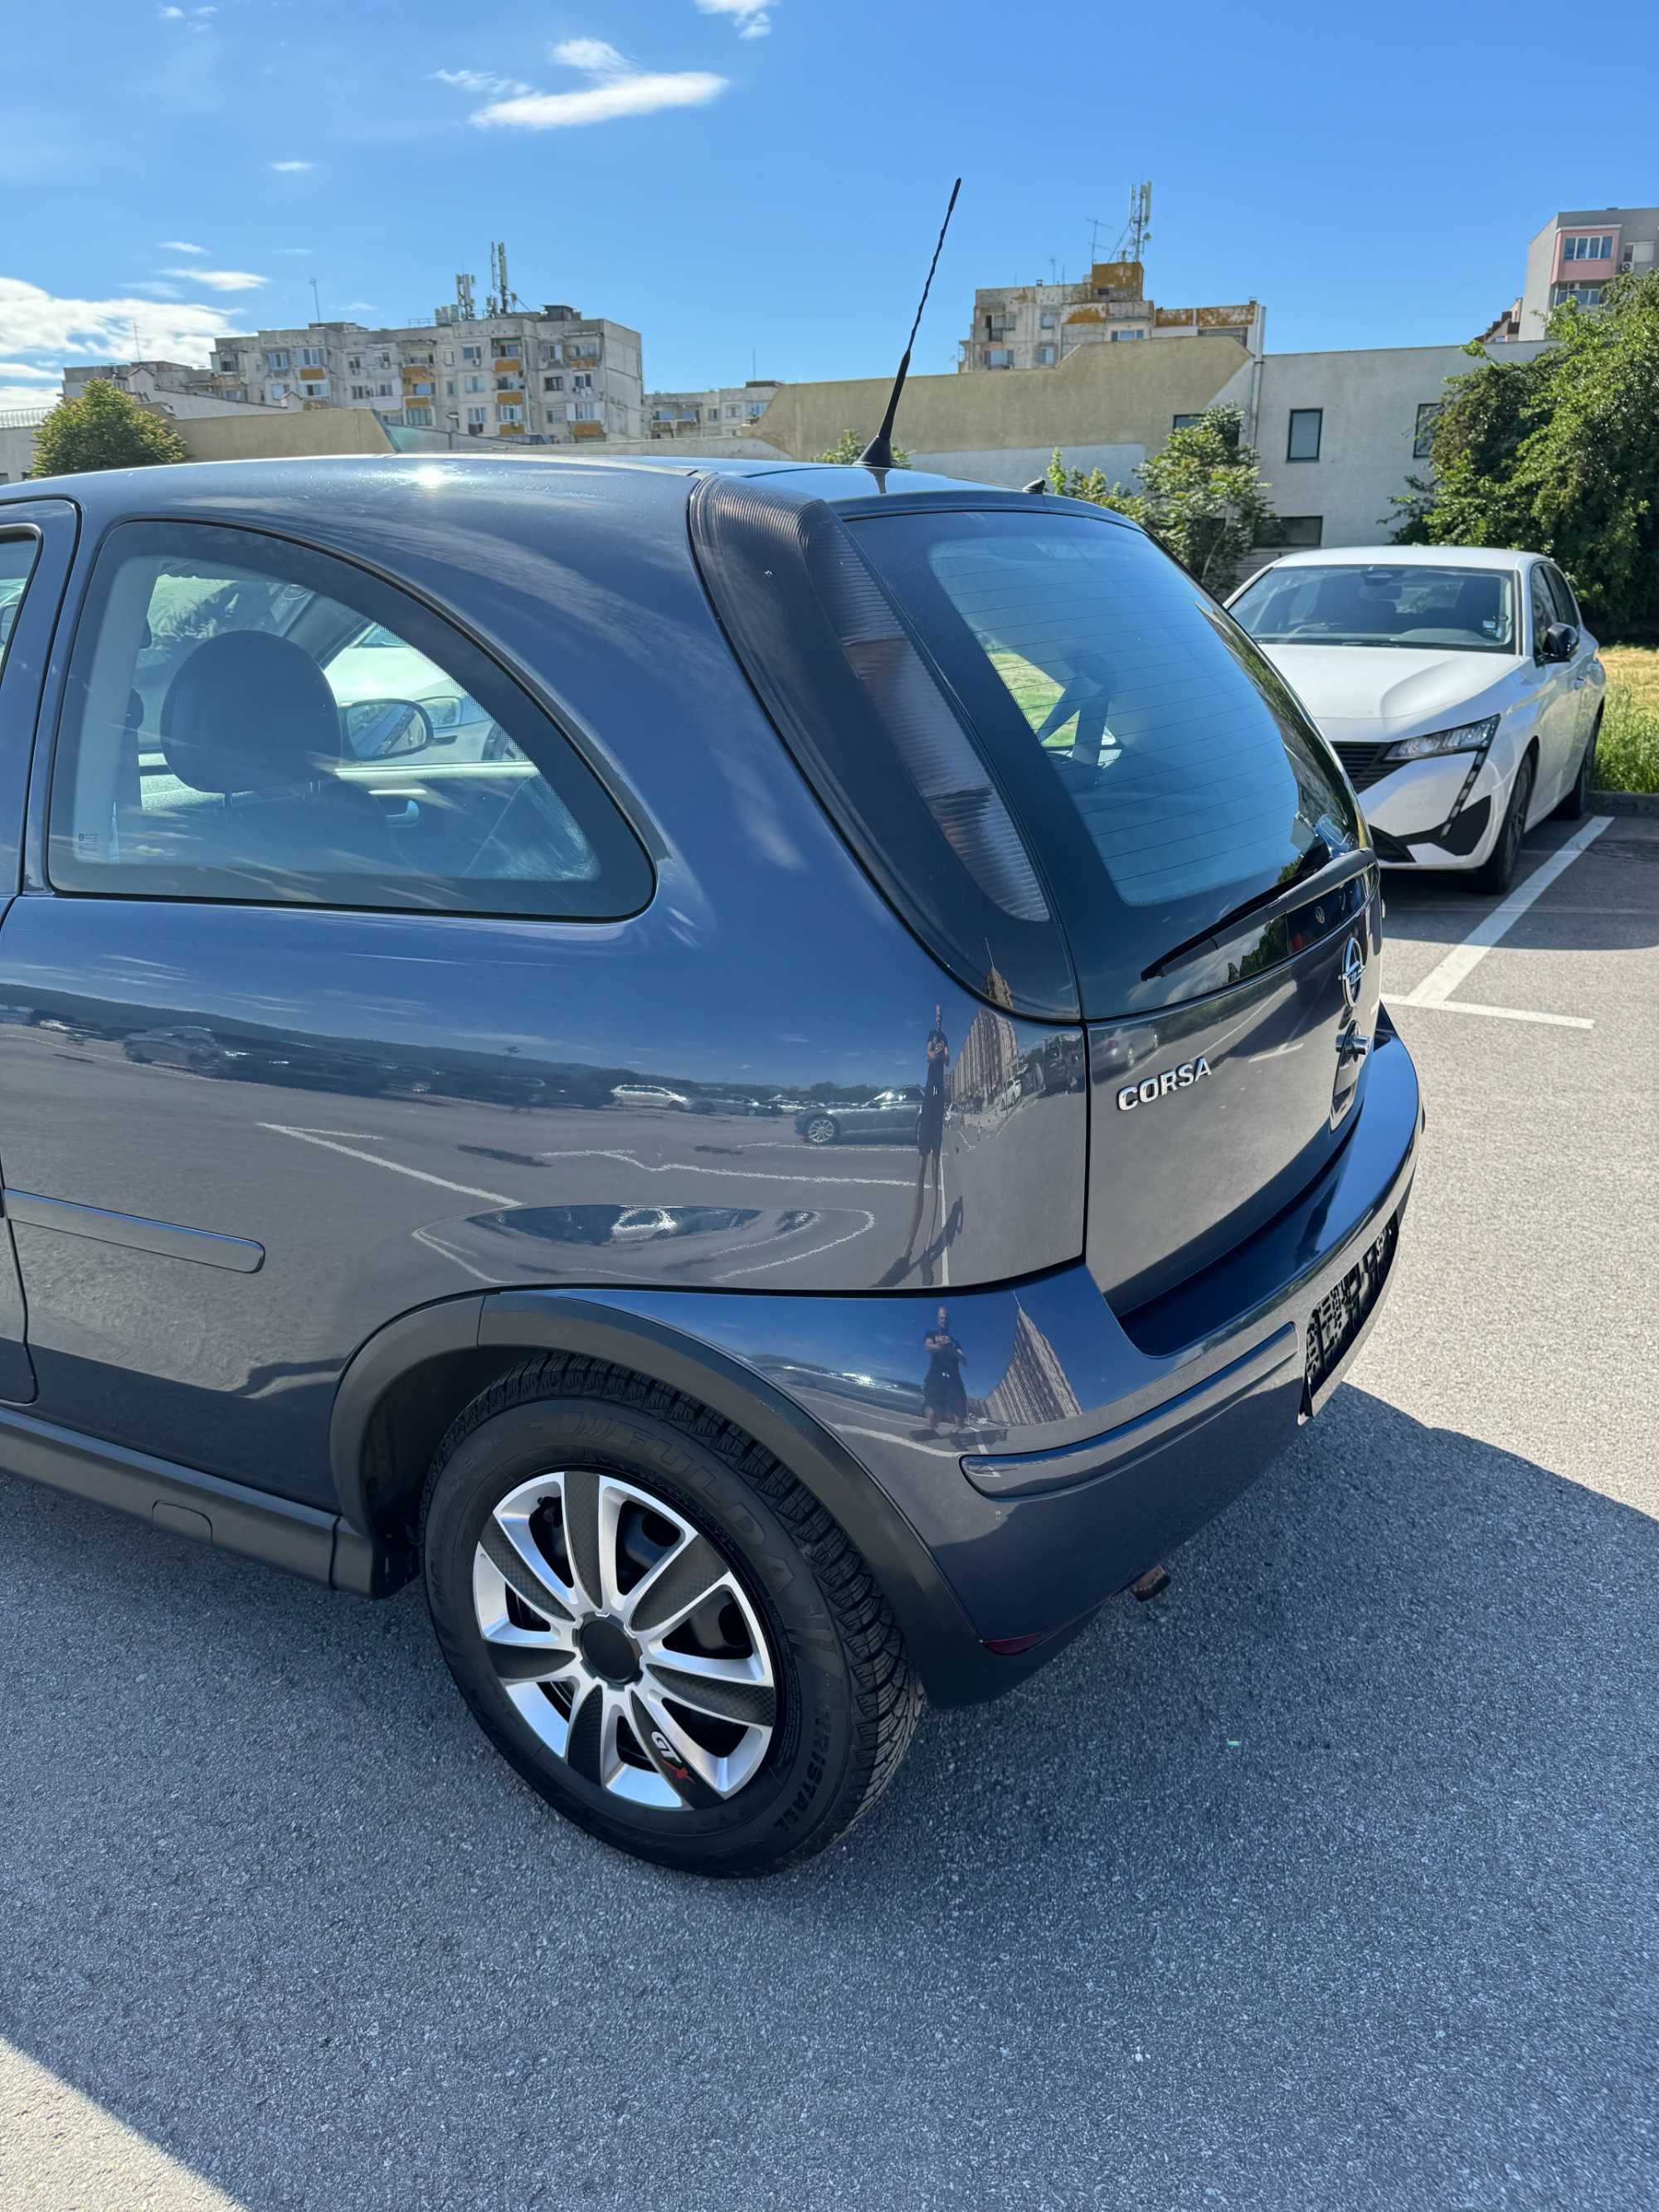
[803, 1115, 839, 1145]
[1472, 753, 1535, 895]
[421, 1354, 922, 1875]
[1554, 712, 1600, 821]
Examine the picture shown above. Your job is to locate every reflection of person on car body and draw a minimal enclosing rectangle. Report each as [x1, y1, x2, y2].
[903, 1005, 949, 1264]
[922, 1305, 968, 1434]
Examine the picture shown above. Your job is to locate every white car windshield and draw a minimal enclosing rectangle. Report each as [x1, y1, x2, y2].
[1233, 563, 1517, 654]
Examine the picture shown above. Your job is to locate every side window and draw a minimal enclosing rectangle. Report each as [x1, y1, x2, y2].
[1545, 565, 1580, 630]
[1529, 566, 1555, 655]
[47, 521, 652, 919]
[0, 532, 41, 679]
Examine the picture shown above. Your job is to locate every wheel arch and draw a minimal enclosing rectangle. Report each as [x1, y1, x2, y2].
[328, 1288, 980, 1694]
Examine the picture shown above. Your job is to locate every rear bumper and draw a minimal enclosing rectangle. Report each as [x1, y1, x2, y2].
[554, 1025, 1421, 1706]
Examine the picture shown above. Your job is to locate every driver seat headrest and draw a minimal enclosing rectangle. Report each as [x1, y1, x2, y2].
[161, 630, 343, 795]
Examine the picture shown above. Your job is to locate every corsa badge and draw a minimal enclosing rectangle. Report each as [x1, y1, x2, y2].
[1117, 1056, 1212, 1111]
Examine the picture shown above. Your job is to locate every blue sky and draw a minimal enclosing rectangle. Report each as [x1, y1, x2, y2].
[3, 0, 1656, 416]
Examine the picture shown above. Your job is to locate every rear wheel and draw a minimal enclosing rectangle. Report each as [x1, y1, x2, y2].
[421, 1355, 922, 1875]
[1554, 712, 1600, 821]
[803, 1115, 839, 1145]
[1472, 754, 1534, 895]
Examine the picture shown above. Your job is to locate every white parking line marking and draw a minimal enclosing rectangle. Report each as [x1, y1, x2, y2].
[1399, 999, 1595, 1030]
[1398, 815, 1612, 1014]
[257, 1125, 514, 1205]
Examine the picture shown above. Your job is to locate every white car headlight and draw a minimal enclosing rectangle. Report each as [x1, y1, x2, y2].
[1383, 715, 1498, 764]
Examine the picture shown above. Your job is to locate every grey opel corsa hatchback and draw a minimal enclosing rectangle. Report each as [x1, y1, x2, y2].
[0, 455, 1420, 1873]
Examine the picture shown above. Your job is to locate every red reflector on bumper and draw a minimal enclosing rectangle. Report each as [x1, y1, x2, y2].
[982, 1631, 1045, 1656]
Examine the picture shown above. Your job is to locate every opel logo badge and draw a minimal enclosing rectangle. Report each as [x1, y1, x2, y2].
[1340, 935, 1365, 1011]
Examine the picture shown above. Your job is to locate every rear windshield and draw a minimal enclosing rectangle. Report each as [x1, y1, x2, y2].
[1231, 561, 1518, 653]
[849, 509, 1359, 1014]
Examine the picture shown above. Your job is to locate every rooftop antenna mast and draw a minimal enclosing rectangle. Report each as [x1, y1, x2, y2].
[486, 241, 522, 318]
[1112, 181, 1152, 265]
[1085, 215, 1106, 261]
[455, 272, 476, 321]
[858, 177, 961, 472]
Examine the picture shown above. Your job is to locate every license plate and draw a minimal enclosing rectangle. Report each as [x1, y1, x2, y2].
[1306, 1213, 1399, 1400]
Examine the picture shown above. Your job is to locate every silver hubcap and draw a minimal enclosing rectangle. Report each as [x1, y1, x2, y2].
[471, 1471, 777, 1812]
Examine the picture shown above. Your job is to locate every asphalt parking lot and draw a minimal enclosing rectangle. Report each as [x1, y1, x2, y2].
[2, 814, 1655, 2212]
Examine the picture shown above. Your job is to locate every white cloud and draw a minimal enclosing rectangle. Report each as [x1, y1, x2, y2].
[0, 278, 241, 371]
[0, 382, 61, 416]
[431, 67, 533, 96]
[161, 267, 268, 290]
[158, 241, 207, 255]
[697, 0, 775, 35]
[158, 3, 216, 24]
[471, 41, 727, 130]
[129, 281, 185, 299]
[550, 38, 627, 72]
[274, 247, 312, 256]
[343, 300, 375, 312]
[270, 159, 314, 173]
[0, 360, 60, 382]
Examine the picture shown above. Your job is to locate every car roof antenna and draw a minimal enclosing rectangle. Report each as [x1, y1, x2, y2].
[857, 177, 961, 472]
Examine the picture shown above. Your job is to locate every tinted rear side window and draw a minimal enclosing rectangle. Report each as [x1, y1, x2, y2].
[849, 510, 1358, 1016]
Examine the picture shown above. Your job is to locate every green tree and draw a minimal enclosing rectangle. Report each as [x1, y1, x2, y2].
[814, 427, 910, 468]
[1394, 272, 1659, 632]
[1047, 405, 1276, 592]
[28, 379, 188, 478]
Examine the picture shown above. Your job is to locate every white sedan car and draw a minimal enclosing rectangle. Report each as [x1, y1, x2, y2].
[1228, 547, 1605, 894]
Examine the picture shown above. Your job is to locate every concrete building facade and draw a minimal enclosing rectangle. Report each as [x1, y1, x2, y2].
[958, 258, 1263, 373]
[747, 333, 1545, 566]
[61, 359, 294, 420]
[209, 304, 645, 444]
[648, 381, 781, 440]
[1518, 207, 1659, 338]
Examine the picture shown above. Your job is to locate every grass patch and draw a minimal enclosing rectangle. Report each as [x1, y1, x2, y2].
[1596, 645, 1659, 793]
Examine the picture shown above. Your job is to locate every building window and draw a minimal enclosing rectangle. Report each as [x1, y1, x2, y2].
[1561, 232, 1614, 261]
[1171, 413, 1204, 430]
[497, 338, 521, 358]
[349, 384, 372, 401]
[1287, 408, 1322, 461]
[265, 349, 289, 372]
[463, 375, 484, 393]
[498, 404, 523, 424]
[409, 381, 433, 397]
[466, 406, 487, 428]
[1259, 515, 1323, 547]
[405, 408, 433, 427]
[461, 345, 482, 364]
[543, 375, 563, 393]
[984, 348, 1013, 367]
[1035, 345, 1056, 366]
[1550, 282, 1605, 309]
[571, 373, 592, 391]
[376, 382, 393, 398]
[572, 401, 596, 421]
[1109, 328, 1146, 342]
[1413, 401, 1442, 459]
[1039, 310, 1056, 329]
[442, 348, 454, 367]
[747, 401, 766, 417]
[346, 355, 362, 374]
[444, 380, 455, 398]
[299, 348, 324, 369]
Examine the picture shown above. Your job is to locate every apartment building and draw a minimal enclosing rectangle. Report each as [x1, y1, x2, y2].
[958, 259, 1263, 372]
[208, 303, 645, 444]
[1517, 206, 1659, 338]
[61, 359, 292, 419]
[647, 380, 781, 440]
